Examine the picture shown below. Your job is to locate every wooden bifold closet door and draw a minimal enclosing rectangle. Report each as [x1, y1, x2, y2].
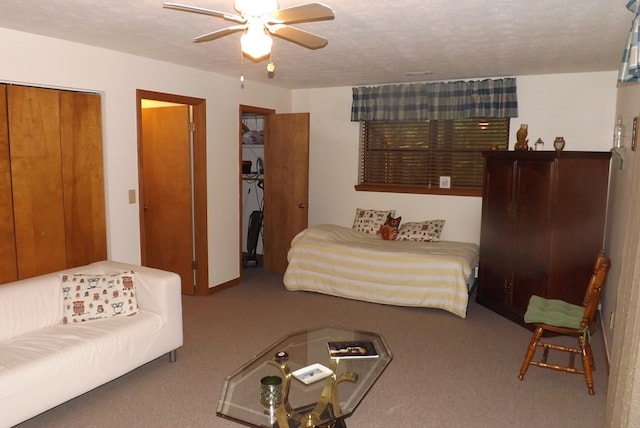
[0, 84, 106, 284]
[0, 86, 16, 284]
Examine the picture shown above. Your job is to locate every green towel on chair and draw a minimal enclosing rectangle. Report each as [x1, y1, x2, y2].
[524, 295, 584, 329]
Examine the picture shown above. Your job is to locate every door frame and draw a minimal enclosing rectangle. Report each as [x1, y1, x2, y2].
[137, 89, 209, 295]
[239, 105, 275, 276]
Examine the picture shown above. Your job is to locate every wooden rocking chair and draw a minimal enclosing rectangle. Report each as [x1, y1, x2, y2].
[517, 250, 611, 395]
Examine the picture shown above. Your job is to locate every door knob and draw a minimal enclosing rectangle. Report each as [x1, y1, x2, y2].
[298, 203, 306, 209]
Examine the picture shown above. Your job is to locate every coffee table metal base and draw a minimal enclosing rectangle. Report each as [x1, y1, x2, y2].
[265, 356, 356, 428]
[270, 403, 347, 428]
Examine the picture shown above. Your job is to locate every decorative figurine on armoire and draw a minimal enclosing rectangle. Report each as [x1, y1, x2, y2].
[514, 124, 529, 151]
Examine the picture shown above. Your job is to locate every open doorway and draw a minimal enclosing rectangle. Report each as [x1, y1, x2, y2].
[240, 105, 274, 274]
[137, 90, 209, 295]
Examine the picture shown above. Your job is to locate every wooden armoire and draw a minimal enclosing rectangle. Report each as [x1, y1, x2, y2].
[0, 84, 106, 284]
[476, 150, 611, 326]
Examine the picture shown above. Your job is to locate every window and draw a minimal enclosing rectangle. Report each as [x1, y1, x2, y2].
[357, 118, 510, 196]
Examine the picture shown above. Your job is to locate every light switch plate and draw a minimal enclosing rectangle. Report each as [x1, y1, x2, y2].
[128, 189, 136, 204]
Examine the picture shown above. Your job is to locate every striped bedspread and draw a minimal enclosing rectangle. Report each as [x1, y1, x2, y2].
[283, 224, 479, 318]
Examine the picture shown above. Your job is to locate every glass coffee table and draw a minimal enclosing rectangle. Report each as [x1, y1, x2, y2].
[217, 327, 392, 428]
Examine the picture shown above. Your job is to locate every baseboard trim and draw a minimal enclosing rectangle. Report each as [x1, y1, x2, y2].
[207, 277, 241, 295]
[599, 308, 611, 374]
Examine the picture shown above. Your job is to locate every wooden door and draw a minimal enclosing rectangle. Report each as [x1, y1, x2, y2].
[263, 113, 310, 274]
[59, 91, 107, 267]
[0, 85, 106, 283]
[141, 105, 195, 294]
[8, 85, 68, 278]
[0, 85, 18, 283]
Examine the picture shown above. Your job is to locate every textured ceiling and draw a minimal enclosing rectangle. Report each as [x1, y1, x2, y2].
[0, 0, 633, 89]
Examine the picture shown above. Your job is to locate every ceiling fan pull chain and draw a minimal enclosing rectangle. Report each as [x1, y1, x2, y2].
[240, 49, 245, 88]
[267, 51, 275, 74]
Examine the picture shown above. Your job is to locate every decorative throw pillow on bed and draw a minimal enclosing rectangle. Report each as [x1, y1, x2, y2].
[352, 208, 396, 235]
[379, 213, 402, 240]
[396, 219, 445, 242]
[60, 271, 139, 324]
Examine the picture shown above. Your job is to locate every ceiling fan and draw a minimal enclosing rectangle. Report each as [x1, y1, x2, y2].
[163, 1, 335, 60]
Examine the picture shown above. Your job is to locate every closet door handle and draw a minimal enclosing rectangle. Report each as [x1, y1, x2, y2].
[298, 203, 306, 209]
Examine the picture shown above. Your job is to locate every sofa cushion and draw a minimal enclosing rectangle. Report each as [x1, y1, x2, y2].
[61, 271, 139, 324]
[0, 311, 164, 424]
[0, 272, 64, 342]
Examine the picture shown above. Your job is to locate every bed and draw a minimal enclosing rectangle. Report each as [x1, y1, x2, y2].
[283, 224, 479, 319]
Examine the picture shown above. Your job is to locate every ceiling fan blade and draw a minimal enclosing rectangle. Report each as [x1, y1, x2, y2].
[270, 3, 335, 24]
[194, 25, 246, 43]
[267, 24, 328, 50]
[163, 2, 246, 24]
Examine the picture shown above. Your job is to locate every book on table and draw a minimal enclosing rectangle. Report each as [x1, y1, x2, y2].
[291, 363, 333, 384]
[327, 341, 379, 359]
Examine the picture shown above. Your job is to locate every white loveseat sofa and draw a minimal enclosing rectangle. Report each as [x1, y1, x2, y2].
[0, 260, 183, 427]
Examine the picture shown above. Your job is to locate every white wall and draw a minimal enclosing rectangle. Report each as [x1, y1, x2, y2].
[293, 71, 617, 245]
[0, 27, 292, 287]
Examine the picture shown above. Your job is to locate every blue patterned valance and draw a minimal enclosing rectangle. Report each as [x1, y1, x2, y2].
[619, 0, 640, 82]
[351, 77, 518, 121]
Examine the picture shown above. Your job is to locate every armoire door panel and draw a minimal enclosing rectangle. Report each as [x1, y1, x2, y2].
[8, 85, 67, 279]
[0, 85, 18, 283]
[479, 159, 514, 254]
[513, 160, 552, 268]
[511, 269, 547, 315]
[59, 91, 107, 266]
[478, 252, 510, 305]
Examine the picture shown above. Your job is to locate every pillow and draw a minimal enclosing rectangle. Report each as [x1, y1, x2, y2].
[61, 271, 139, 324]
[379, 213, 402, 240]
[396, 219, 445, 242]
[352, 208, 396, 235]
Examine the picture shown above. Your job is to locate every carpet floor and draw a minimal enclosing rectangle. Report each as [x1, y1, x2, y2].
[15, 269, 607, 427]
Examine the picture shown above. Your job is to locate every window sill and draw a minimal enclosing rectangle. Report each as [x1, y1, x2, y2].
[354, 183, 482, 197]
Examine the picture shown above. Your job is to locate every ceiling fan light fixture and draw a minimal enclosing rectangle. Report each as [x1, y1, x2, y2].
[234, 0, 278, 16]
[241, 24, 273, 59]
[164, 1, 333, 75]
